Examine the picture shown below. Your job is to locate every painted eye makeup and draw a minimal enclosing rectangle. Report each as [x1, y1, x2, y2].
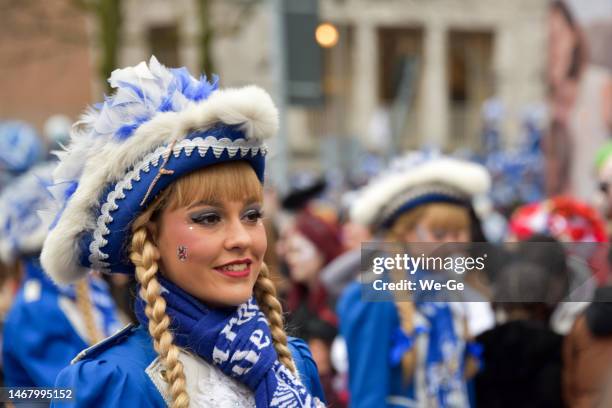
[189, 210, 222, 226]
[242, 207, 264, 224]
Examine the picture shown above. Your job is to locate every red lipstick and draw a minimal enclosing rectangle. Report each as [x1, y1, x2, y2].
[213, 258, 252, 278]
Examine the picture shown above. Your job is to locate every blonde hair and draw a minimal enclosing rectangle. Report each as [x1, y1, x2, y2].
[129, 161, 295, 408]
[74, 279, 103, 345]
[386, 202, 470, 381]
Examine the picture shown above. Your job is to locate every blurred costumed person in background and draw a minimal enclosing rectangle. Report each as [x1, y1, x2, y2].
[546, 0, 612, 200]
[0, 120, 46, 386]
[319, 189, 372, 308]
[337, 154, 493, 408]
[42, 57, 325, 407]
[474, 236, 568, 408]
[559, 146, 612, 408]
[594, 142, 612, 237]
[563, 255, 612, 408]
[508, 196, 608, 334]
[0, 161, 122, 388]
[282, 208, 345, 407]
[503, 196, 612, 406]
[0, 120, 44, 190]
[276, 176, 329, 299]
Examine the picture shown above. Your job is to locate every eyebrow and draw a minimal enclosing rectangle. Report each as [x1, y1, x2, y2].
[187, 198, 261, 210]
[187, 200, 223, 209]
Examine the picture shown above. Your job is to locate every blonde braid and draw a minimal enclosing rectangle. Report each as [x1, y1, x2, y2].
[75, 279, 103, 345]
[462, 316, 479, 379]
[130, 226, 190, 408]
[389, 263, 417, 381]
[395, 300, 418, 381]
[254, 264, 296, 373]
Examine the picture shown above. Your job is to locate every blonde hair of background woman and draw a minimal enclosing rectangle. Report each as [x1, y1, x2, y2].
[385, 202, 472, 381]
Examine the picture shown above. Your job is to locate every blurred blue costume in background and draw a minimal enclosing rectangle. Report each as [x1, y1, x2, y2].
[338, 281, 475, 408]
[41, 57, 325, 407]
[3, 258, 120, 387]
[0, 162, 122, 387]
[337, 155, 491, 407]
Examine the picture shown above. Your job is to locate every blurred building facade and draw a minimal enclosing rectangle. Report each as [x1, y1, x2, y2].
[321, 0, 548, 152]
[116, 0, 549, 172]
[0, 0, 93, 132]
[0, 0, 549, 171]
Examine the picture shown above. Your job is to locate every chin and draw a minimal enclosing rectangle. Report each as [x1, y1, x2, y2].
[206, 286, 254, 307]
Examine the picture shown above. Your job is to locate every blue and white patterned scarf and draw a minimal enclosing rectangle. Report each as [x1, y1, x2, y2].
[388, 268, 470, 407]
[134, 276, 320, 408]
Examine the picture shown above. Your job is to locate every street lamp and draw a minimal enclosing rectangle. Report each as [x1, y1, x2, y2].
[315, 22, 339, 48]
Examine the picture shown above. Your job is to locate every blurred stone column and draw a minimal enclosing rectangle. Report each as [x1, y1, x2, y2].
[351, 22, 378, 150]
[421, 22, 448, 147]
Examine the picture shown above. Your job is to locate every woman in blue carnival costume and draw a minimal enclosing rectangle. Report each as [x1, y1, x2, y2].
[337, 153, 492, 408]
[0, 121, 44, 386]
[0, 161, 122, 388]
[41, 57, 325, 407]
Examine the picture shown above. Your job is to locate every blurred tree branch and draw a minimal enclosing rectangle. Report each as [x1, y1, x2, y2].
[196, 0, 214, 75]
[72, 0, 122, 92]
[196, 0, 262, 75]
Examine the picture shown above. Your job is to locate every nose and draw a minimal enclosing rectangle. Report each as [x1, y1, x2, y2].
[224, 217, 253, 251]
[453, 230, 469, 243]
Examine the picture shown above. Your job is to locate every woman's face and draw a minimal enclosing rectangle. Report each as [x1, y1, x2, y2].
[284, 230, 324, 285]
[154, 197, 267, 307]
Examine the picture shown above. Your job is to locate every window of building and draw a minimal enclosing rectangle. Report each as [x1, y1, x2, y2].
[148, 24, 180, 67]
[378, 27, 424, 149]
[447, 30, 494, 148]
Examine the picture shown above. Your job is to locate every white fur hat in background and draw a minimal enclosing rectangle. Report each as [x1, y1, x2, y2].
[40, 56, 278, 284]
[350, 152, 491, 231]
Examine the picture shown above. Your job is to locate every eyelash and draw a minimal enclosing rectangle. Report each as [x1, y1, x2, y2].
[190, 209, 264, 226]
[191, 213, 221, 225]
[243, 209, 264, 223]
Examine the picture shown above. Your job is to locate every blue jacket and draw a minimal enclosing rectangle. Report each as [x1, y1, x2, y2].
[2, 258, 121, 387]
[337, 282, 413, 408]
[52, 324, 325, 407]
[338, 281, 471, 408]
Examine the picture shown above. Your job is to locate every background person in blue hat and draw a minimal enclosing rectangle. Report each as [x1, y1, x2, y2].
[337, 154, 493, 408]
[0, 120, 44, 191]
[0, 161, 122, 388]
[42, 57, 325, 407]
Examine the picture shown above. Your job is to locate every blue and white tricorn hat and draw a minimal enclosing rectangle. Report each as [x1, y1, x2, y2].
[350, 152, 491, 231]
[0, 161, 57, 264]
[40, 57, 277, 284]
